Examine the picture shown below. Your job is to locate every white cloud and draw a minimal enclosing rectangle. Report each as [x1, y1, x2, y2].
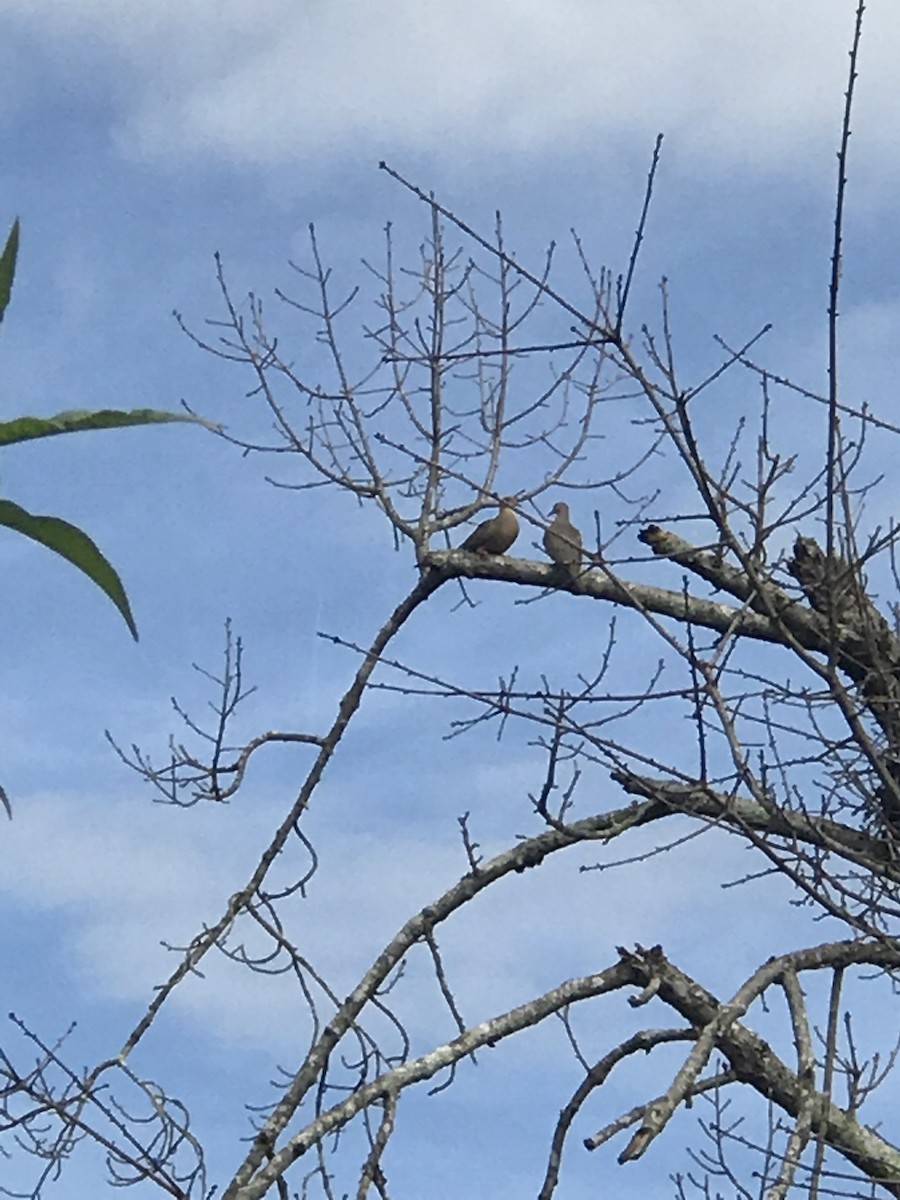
[0, 775, 817, 1057]
[3, 1, 899, 178]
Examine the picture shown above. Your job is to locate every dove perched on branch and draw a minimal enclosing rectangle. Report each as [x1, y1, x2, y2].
[460, 497, 520, 555]
[543, 501, 582, 580]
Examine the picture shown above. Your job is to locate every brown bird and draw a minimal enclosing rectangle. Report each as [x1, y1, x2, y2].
[543, 501, 582, 579]
[460, 497, 520, 555]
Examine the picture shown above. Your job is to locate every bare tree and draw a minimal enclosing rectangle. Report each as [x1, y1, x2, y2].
[7, 3, 900, 1197]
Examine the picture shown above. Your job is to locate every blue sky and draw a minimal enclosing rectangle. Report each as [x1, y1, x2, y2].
[2, 2, 900, 1197]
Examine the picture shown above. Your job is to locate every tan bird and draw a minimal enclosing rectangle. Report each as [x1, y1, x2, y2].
[460, 497, 519, 555]
[543, 501, 582, 579]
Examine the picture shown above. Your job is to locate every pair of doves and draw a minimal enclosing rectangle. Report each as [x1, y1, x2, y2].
[461, 498, 581, 577]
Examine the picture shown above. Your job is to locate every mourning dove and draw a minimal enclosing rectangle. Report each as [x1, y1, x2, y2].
[543, 501, 582, 579]
[460, 497, 519, 555]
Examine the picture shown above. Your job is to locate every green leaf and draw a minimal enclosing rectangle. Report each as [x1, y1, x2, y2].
[0, 218, 19, 325]
[0, 407, 216, 446]
[0, 499, 138, 640]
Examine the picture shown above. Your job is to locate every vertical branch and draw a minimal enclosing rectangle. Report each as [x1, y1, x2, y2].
[616, 133, 664, 336]
[682, 578, 708, 782]
[487, 211, 512, 477]
[809, 966, 844, 1200]
[423, 198, 445, 538]
[825, 1, 865, 585]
